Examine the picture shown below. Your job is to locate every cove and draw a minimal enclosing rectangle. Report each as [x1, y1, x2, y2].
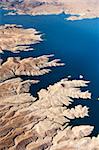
[0, 9, 99, 135]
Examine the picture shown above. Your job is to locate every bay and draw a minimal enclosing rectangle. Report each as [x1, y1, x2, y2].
[0, 9, 99, 135]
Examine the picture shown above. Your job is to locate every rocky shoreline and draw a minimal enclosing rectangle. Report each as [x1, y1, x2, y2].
[0, 24, 42, 53]
[0, 0, 99, 20]
[0, 14, 99, 150]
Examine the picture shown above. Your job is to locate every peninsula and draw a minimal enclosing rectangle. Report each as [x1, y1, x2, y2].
[0, 24, 42, 52]
[0, 0, 99, 20]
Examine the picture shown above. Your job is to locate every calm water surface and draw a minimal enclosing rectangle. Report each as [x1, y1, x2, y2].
[0, 9, 99, 135]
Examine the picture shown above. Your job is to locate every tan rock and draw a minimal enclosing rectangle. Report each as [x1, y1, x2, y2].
[0, 22, 98, 149]
[0, 55, 64, 81]
[0, 76, 96, 149]
[0, 24, 42, 52]
[0, 78, 38, 100]
[3, 0, 99, 20]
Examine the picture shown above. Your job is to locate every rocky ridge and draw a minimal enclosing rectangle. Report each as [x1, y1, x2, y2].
[0, 77, 99, 150]
[0, 24, 42, 53]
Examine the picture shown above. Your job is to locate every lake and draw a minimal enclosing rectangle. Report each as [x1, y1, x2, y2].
[0, 9, 99, 136]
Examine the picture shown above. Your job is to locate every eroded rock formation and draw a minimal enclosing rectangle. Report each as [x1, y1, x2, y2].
[0, 23, 99, 149]
[0, 78, 39, 100]
[0, 24, 42, 52]
[0, 55, 64, 82]
[1, 77, 99, 150]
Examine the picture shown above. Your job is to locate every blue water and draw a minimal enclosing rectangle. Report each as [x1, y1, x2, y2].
[0, 9, 99, 136]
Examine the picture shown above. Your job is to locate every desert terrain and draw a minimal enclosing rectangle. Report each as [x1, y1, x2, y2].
[1, 0, 99, 20]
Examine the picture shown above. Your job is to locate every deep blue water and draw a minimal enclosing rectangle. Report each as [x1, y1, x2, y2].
[0, 9, 99, 136]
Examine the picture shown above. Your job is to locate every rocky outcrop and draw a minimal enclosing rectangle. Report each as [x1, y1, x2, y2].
[0, 55, 64, 82]
[51, 127, 99, 150]
[0, 78, 39, 100]
[1, 77, 98, 150]
[0, 24, 42, 52]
